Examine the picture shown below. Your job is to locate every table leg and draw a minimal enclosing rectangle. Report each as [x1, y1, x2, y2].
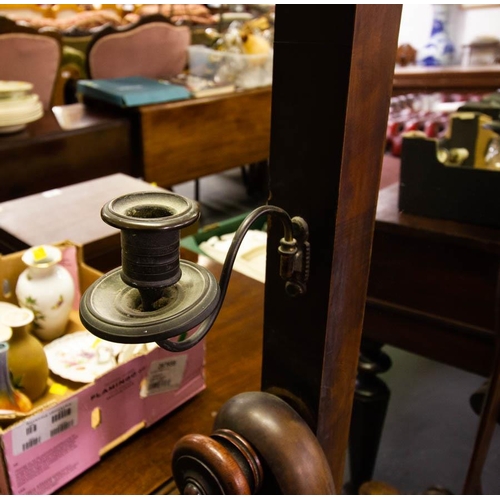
[463, 266, 500, 494]
[194, 178, 200, 202]
[241, 161, 268, 197]
[345, 339, 392, 494]
[470, 379, 500, 424]
[463, 336, 500, 493]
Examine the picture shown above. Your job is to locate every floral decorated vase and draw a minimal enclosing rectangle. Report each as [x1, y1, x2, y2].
[15, 245, 75, 342]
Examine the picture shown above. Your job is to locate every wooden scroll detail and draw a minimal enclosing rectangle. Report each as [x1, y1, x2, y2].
[172, 391, 336, 495]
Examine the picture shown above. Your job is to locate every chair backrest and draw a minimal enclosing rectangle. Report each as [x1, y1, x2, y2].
[86, 14, 191, 80]
[0, 17, 62, 110]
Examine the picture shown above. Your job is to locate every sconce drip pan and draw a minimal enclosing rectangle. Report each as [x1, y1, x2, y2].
[80, 260, 220, 344]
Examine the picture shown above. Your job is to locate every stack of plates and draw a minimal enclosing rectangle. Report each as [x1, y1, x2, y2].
[0, 81, 43, 134]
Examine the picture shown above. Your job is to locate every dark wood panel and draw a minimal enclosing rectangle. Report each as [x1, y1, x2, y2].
[363, 299, 495, 377]
[0, 106, 135, 202]
[364, 172, 500, 376]
[139, 87, 272, 187]
[262, 5, 402, 490]
[369, 224, 499, 330]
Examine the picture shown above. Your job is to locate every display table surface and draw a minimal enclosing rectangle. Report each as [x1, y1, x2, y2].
[0, 86, 271, 205]
[0, 173, 169, 271]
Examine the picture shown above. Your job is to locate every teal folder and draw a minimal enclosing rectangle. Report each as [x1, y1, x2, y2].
[76, 76, 192, 107]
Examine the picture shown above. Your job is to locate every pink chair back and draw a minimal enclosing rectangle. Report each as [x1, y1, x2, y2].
[87, 19, 191, 80]
[0, 20, 61, 110]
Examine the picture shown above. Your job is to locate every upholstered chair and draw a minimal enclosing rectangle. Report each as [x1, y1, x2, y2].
[0, 17, 62, 110]
[86, 14, 191, 80]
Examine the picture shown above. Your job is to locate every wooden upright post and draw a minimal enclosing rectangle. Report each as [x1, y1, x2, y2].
[262, 5, 402, 490]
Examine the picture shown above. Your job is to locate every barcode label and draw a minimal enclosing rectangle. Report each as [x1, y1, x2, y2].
[51, 407, 72, 423]
[11, 400, 78, 456]
[22, 437, 41, 452]
[141, 355, 187, 397]
[25, 424, 37, 435]
[50, 420, 74, 437]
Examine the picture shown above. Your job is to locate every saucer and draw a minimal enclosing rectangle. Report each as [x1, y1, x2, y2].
[44, 330, 124, 384]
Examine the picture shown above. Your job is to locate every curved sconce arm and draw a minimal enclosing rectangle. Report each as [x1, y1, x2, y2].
[157, 205, 310, 352]
[79, 192, 310, 353]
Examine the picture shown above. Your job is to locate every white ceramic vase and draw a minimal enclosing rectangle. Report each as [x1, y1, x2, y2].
[15, 245, 75, 342]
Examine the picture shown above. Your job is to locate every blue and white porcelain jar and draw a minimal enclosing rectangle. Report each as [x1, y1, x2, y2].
[419, 5, 455, 66]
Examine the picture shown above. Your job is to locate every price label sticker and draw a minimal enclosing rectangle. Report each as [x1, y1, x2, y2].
[32, 246, 47, 263]
[141, 355, 187, 397]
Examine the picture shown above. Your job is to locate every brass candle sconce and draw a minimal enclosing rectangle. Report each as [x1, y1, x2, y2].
[79, 191, 310, 352]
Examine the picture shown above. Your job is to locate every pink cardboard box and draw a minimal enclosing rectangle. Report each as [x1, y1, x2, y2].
[0, 243, 205, 494]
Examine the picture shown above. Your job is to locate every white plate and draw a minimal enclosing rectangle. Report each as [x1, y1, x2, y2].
[0, 109, 42, 123]
[0, 99, 41, 115]
[0, 93, 39, 112]
[0, 301, 21, 314]
[0, 106, 43, 127]
[44, 330, 125, 384]
[0, 80, 33, 96]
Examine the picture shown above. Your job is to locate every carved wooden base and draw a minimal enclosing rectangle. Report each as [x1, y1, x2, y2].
[345, 340, 392, 494]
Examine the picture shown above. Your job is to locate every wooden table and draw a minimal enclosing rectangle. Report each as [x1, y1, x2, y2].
[393, 64, 500, 96]
[136, 86, 272, 188]
[348, 157, 500, 492]
[0, 104, 136, 203]
[55, 255, 264, 495]
[365, 178, 499, 376]
[0, 86, 271, 205]
[0, 173, 174, 272]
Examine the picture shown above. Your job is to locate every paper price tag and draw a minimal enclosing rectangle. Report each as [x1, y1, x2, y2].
[142, 355, 187, 397]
